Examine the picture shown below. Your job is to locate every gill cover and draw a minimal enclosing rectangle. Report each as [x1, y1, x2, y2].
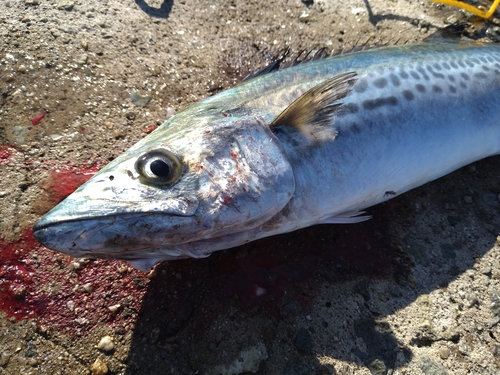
[191, 116, 296, 239]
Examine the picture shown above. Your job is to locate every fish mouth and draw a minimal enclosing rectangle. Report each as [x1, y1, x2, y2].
[33, 192, 202, 260]
[33, 211, 202, 260]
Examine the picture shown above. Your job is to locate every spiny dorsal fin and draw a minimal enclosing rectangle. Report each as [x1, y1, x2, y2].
[269, 72, 358, 143]
[242, 48, 290, 82]
[424, 22, 468, 42]
[243, 48, 331, 82]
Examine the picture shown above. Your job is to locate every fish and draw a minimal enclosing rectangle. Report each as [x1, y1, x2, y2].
[33, 25, 500, 271]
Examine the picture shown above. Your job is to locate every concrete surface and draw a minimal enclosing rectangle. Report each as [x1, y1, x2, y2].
[2, 0, 500, 374]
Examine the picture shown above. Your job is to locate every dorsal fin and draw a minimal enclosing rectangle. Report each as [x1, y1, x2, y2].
[424, 22, 468, 42]
[242, 48, 290, 82]
[242, 48, 333, 82]
[243, 24, 467, 84]
[287, 47, 330, 67]
[269, 72, 358, 144]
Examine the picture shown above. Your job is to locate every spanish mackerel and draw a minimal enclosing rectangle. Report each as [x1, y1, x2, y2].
[33, 30, 500, 271]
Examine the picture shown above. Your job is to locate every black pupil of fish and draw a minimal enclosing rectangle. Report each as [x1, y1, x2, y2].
[150, 159, 171, 178]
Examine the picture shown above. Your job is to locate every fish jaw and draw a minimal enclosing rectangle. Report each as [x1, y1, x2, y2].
[33, 213, 203, 261]
[33, 115, 295, 264]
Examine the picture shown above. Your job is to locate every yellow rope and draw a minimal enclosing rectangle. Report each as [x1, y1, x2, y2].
[432, 0, 500, 18]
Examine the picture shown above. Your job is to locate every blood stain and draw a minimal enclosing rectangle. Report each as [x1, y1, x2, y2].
[0, 229, 149, 334]
[31, 110, 47, 125]
[39, 164, 100, 207]
[143, 125, 158, 133]
[0, 144, 18, 164]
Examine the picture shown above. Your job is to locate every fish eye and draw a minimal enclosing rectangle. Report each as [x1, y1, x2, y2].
[134, 149, 183, 186]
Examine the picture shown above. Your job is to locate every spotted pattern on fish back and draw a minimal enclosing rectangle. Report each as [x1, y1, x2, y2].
[336, 48, 500, 129]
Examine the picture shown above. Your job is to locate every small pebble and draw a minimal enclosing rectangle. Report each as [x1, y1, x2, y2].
[420, 356, 447, 375]
[74, 53, 88, 65]
[466, 294, 479, 308]
[488, 316, 500, 328]
[80, 40, 89, 51]
[82, 282, 93, 293]
[28, 358, 38, 366]
[445, 15, 460, 25]
[91, 358, 108, 375]
[458, 343, 470, 355]
[97, 336, 115, 352]
[254, 285, 266, 296]
[491, 290, 500, 316]
[50, 133, 63, 141]
[438, 347, 450, 359]
[481, 266, 492, 275]
[0, 351, 11, 366]
[368, 359, 386, 375]
[130, 92, 151, 108]
[58, 0, 74, 11]
[294, 328, 312, 354]
[10, 284, 26, 298]
[165, 106, 176, 119]
[464, 196, 473, 204]
[108, 304, 121, 313]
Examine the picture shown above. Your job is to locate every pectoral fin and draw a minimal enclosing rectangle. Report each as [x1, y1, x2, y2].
[270, 71, 358, 143]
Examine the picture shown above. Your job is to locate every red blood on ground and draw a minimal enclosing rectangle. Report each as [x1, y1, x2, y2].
[0, 160, 149, 333]
[40, 164, 100, 206]
[0, 229, 149, 334]
[0, 230, 39, 320]
[143, 125, 158, 133]
[31, 110, 47, 125]
[0, 144, 18, 163]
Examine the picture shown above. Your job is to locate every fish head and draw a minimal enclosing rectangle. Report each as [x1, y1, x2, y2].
[33, 114, 295, 268]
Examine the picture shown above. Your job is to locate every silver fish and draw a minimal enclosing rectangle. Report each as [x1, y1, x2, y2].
[33, 33, 500, 271]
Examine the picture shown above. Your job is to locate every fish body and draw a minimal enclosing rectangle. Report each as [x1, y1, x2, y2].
[34, 39, 500, 270]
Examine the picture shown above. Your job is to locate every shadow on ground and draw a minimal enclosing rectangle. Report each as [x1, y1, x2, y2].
[363, 0, 415, 26]
[123, 155, 500, 374]
[134, 0, 173, 18]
